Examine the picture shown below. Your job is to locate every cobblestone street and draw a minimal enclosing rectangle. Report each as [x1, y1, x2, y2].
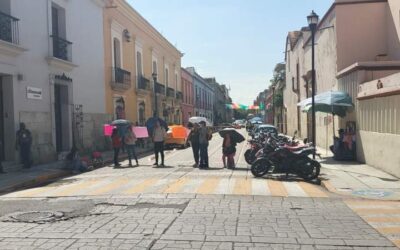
[0, 195, 397, 249]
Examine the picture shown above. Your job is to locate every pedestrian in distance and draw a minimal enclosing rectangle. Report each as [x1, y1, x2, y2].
[111, 128, 122, 167]
[152, 121, 166, 167]
[222, 133, 237, 169]
[198, 121, 212, 169]
[16, 123, 33, 169]
[188, 123, 200, 167]
[125, 125, 139, 167]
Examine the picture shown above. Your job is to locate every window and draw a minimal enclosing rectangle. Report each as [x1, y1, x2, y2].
[136, 51, 142, 76]
[113, 38, 121, 68]
[152, 61, 157, 75]
[165, 68, 169, 85]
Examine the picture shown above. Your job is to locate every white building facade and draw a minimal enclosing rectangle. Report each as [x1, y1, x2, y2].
[0, 0, 109, 169]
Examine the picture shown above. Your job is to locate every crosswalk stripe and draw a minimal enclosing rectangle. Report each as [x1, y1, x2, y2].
[283, 182, 308, 197]
[377, 227, 400, 234]
[214, 178, 234, 194]
[51, 179, 102, 197]
[233, 178, 252, 195]
[268, 180, 288, 197]
[298, 182, 328, 198]
[251, 178, 270, 196]
[196, 178, 220, 194]
[12, 186, 54, 198]
[163, 178, 189, 193]
[87, 178, 131, 195]
[352, 208, 400, 215]
[122, 178, 158, 194]
[365, 217, 400, 223]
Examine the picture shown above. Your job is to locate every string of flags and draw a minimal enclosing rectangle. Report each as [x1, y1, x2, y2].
[225, 103, 265, 110]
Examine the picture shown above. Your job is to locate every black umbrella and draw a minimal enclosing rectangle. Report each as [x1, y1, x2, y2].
[219, 128, 245, 143]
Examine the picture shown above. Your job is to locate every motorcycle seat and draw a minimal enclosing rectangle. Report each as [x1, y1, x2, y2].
[283, 144, 307, 151]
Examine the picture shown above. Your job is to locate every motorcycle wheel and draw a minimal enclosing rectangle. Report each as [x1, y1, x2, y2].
[300, 159, 321, 181]
[244, 149, 255, 165]
[251, 159, 270, 178]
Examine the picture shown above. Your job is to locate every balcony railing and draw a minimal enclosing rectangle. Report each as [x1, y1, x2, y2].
[51, 35, 72, 61]
[0, 11, 19, 44]
[111, 67, 131, 91]
[176, 91, 183, 100]
[155, 82, 165, 95]
[167, 87, 175, 98]
[137, 75, 150, 90]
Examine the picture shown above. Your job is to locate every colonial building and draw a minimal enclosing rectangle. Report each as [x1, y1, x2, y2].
[103, 0, 182, 126]
[283, 0, 400, 176]
[204, 77, 229, 126]
[181, 68, 194, 126]
[0, 0, 108, 170]
[186, 67, 214, 125]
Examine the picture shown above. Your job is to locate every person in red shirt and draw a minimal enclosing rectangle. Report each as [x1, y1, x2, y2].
[111, 128, 122, 167]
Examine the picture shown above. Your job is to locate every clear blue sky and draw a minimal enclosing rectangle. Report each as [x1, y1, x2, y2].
[127, 0, 332, 105]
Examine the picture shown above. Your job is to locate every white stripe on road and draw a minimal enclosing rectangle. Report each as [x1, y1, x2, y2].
[283, 182, 308, 197]
[252, 178, 271, 196]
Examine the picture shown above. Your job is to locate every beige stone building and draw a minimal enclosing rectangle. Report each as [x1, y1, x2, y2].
[284, 0, 400, 176]
[103, 0, 183, 126]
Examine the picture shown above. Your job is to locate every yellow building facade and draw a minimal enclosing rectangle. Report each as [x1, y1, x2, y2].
[103, 0, 182, 125]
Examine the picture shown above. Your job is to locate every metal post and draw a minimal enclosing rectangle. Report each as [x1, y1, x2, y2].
[153, 76, 158, 117]
[311, 26, 316, 160]
[272, 87, 275, 126]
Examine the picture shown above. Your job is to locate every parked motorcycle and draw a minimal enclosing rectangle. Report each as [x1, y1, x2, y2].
[250, 135, 320, 181]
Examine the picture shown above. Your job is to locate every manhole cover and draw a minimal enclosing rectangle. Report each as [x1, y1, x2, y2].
[4, 211, 64, 223]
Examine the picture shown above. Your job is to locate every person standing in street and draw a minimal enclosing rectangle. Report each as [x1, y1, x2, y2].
[198, 121, 211, 169]
[222, 133, 237, 169]
[111, 128, 122, 167]
[16, 123, 32, 169]
[125, 125, 139, 167]
[188, 123, 200, 167]
[152, 121, 166, 167]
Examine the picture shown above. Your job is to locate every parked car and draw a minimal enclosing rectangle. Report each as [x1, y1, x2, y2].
[252, 124, 278, 139]
[165, 125, 190, 149]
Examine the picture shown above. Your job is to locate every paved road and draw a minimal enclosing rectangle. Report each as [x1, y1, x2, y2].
[2, 129, 328, 199]
[0, 129, 399, 249]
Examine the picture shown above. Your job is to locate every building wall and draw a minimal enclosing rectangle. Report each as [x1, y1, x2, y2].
[181, 68, 194, 126]
[356, 72, 400, 177]
[0, 0, 107, 166]
[336, 2, 388, 71]
[186, 67, 214, 124]
[103, 0, 181, 124]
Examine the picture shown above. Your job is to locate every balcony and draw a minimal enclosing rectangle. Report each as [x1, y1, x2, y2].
[111, 67, 131, 91]
[176, 91, 183, 100]
[51, 35, 72, 61]
[155, 82, 165, 95]
[46, 35, 76, 71]
[0, 11, 26, 56]
[137, 75, 150, 90]
[0, 11, 19, 44]
[167, 87, 175, 98]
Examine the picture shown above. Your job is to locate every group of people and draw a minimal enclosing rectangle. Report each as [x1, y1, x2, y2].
[111, 121, 167, 167]
[188, 121, 237, 169]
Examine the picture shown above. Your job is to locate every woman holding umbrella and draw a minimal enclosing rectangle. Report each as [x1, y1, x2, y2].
[222, 133, 237, 169]
[218, 128, 245, 169]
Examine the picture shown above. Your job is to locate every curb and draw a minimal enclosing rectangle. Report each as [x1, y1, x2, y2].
[0, 148, 154, 195]
[0, 170, 71, 194]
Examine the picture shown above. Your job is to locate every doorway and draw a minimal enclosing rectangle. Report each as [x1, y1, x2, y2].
[54, 84, 69, 152]
[0, 77, 4, 161]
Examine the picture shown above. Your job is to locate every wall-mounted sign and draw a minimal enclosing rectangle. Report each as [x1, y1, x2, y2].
[27, 86, 42, 100]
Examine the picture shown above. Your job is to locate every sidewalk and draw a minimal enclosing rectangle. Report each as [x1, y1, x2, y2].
[0, 146, 153, 195]
[317, 147, 400, 200]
